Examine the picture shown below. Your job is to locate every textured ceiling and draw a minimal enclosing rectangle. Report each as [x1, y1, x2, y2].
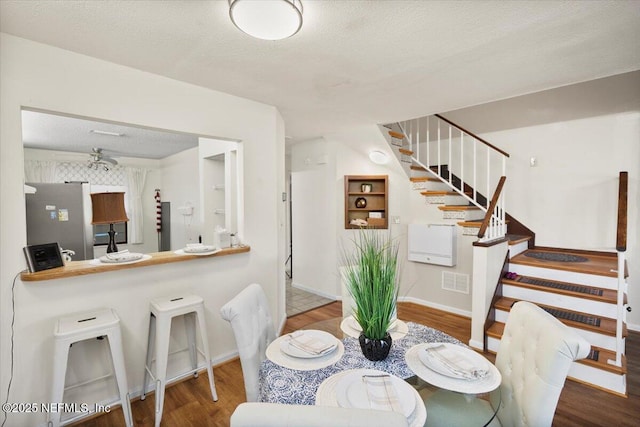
[2, 0, 640, 152]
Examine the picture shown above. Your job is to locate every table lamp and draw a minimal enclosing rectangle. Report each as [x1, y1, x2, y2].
[91, 192, 129, 253]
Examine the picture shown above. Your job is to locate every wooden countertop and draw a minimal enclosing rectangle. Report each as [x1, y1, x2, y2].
[20, 245, 250, 282]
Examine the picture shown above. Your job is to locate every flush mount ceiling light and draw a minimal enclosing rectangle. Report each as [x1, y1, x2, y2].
[369, 150, 389, 165]
[229, 0, 303, 41]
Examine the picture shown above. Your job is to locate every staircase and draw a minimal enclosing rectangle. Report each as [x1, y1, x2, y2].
[489, 245, 628, 396]
[380, 118, 629, 396]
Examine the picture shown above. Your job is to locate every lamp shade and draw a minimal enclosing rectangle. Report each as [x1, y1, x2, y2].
[229, 0, 303, 41]
[91, 192, 129, 224]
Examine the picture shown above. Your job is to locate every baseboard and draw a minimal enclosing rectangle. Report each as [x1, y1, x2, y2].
[291, 281, 339, 300]
[628, 322, 640, 332]
[398, 295, 472, 318]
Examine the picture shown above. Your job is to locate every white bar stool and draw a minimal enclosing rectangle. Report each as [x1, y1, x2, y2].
[49, 308, 133, 427]
[141, 294, 218, 427]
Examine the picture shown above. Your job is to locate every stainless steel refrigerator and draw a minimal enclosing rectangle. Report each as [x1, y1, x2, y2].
[25, 182, 94, 261]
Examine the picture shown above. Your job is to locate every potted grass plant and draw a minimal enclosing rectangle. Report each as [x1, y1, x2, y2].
[342, 228, 399, 361]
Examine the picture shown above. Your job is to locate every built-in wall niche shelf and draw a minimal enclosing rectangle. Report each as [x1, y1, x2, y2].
[213, 184, 225, 190]
[344, 175, 388, 229]
[214, 209, 226, 215]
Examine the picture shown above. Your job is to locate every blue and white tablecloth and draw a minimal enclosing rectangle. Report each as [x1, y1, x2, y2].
[259, 322, 461, 405]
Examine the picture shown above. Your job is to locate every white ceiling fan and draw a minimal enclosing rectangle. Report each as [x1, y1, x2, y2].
[88, 147, 118, 171]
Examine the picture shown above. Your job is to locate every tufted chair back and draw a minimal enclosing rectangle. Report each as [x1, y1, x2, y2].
[494, 301, 591, 426]
[220, 283, 276, 401]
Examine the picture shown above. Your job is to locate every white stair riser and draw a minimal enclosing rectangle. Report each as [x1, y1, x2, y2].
[444, 194, 468, 205]
[487, 336, 626, 396]
[462, 226, 479, 236]
[509, 264, 619, 289]
[568, 362, 627, 396]
[508, 241, 528, 257]
[442, 209, 485, 221]
[494, 310, 621, 351]
[502, 284, 619, 318]
[412, 181, 451, 192]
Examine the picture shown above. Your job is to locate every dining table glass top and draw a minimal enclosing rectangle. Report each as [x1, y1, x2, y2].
[259, 317, 501, 427]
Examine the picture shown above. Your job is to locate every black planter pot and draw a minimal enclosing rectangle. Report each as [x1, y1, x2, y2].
[358, 332, 392, 361]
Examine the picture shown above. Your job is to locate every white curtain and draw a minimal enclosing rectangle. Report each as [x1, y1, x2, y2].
[24, 160, 58, 183]
[125, 167, 148, 244]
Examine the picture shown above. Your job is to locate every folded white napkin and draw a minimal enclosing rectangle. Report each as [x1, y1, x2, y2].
[100, 250, 143, 263]
[423, 345, 488, 380]
[287, 331, 335, 355]
[362, 375, 403, 413]
[184, 244, 216, 253]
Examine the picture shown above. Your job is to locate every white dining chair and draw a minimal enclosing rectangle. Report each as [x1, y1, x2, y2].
[423, 300, 591, 427]
[220, 283, 276, 402]
[230, 402, 409, 427]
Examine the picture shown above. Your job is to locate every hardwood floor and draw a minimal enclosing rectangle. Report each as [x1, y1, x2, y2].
[72, 301, 639, 427]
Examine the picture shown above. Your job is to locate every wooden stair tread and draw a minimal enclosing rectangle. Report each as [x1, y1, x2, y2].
[438, 205, 480, 211]
[511, 249, 622, 278]
[410, 176, 440, 182]
[388, 130, 404, 139]
[494, 297, 626, 337]
[486, 321, 626, 375]
[502, 275, 621, 304]
[581, 346, 627, 375]
[410, 165, 428, 171]
[420, 191, 462, 196]
[398, 148, 413, 155]
[506, 234, 532, 245]
[457, 221, 482, 227]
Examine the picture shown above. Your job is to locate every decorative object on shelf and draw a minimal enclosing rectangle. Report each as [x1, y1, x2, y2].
[355, 197, 367, 208]
[91, 192, 129, 253]
[341, 229, 400, 361]
[361, 183, 372, 193]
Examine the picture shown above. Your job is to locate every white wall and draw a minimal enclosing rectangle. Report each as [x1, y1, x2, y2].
[290, 125, 478, 313]
[290, 137, 338, 298]
[0, 33, 285, 426]
[444, 71, 640, 329]
[161, 147, 202, 248]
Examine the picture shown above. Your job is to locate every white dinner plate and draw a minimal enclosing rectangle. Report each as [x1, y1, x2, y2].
[349, 317, 398, 332]
[334, 371, 416, 418]
[174, 248, 221, 256]
[418, 342, 491, 379]
[90, 254, 151, 265]
[183, 244, 217, 253]
[316, 369, 427, 427]
[279, 330, 338, 359]
[405, 343, 501, 394]
[340, 316, 407, 340]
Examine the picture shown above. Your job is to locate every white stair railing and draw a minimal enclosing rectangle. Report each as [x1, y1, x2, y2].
[395, 114, 509, 242]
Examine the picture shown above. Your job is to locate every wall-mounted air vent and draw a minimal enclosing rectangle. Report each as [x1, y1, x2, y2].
[442, 271, 469, 294]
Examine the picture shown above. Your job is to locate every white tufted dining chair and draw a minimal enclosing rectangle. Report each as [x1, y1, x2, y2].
[424, 300, 591, 427]
[230, 402, 409, 427]
[220, 283, 276, 402]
